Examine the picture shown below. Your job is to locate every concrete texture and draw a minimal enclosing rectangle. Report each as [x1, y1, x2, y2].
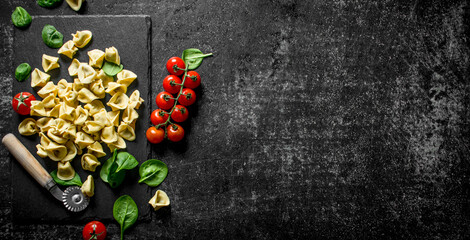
[1, 0, 470, 239]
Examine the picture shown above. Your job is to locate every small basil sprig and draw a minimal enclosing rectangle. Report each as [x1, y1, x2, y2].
[11, 7, 32, 28]
[102, 62, 123, 76]
[138, 159, 168, 187]
[42, 24, 63, 48]
[182, 48, 212, 70]
[100, 150, 138, 188]
[113, 195, 138, 240]
[15, 63, 31, 82]
[37, 0, 62, 8]
[50, 170, 82, 186]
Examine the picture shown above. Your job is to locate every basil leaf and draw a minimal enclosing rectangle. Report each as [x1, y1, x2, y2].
[42, 24, 63, 48]
[50, 170, 82, 186]
[138, 159, 168, 187]
[108, 170, 126, 188]
[113, 195, 138, 240]
[115, 152, 139, 173]
[181, 48, 213, 70]
[15, 63, 31, 82]
[102, 62, 123, 76]
[37, 0, 62, 8]
[11, 7, 32, 28]
[100, 150, 118, 183]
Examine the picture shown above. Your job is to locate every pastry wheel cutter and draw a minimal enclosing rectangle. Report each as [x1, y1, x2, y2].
[2, 133, 89, 212]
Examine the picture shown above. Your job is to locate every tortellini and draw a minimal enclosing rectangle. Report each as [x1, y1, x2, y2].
[42, 54, 60, 72]
[88, 49, 105, 68]
[105, 46, 120, 65]
[81, 154, 101, 172]
[17, 40, 143, 179]
[72, 30, 92, 48]
[18, 118, 38, 136]
[148, 190, 170, 211]
[81, 175, 94, 197]
[58, 40, 78, 59]
[31, 68, 50, 88]
[57, 161, 75, 181]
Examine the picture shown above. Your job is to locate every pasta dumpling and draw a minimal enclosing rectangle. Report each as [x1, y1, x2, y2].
[88, 49, 105, 68]
[84, 100, 105, 116]
[77, 63, 97, 84]
[72, 30, 92, 48]
[75, 131, 94, 149]
[81, 175, 94, 197]
[107, 92, 129, 111]
[18, 118, 38, 136]
[101, 126, 118, 144]
[57, 79, 72, 98]
[37, 82, 58, 98]
[57, 161, 75, 180]
[105, 46, 120, 65]
[105, 82, 127, 95]
[30, 101, 48, 117]
[95, 69, 114, 88]
[90, 79, 105, 99]
[36, 117, 56, 132]
[122, 106, 139, 124]
[68, 59, 81, 77]
[42, 54, 60, 72]
[128, 90, 144, 109]
[62, 141, 78, 162]
[87, 141, 106, 158]
[58, 40, 78, 59]
[74, 106, 89, 126]
[108, 136, 126, 152]
[45, 141, 68, 161]
[31, 68, 50, 88]
[78, 88, 99, 104]
[117, 122, 136, 141]
[81, 154, 101, 172]
[107, 110, 120, 127]
[116, 70, 137, 87]
[148, 190, 170, 211]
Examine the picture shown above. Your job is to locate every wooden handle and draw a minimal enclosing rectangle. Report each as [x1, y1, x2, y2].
[2, 133, 52, 187]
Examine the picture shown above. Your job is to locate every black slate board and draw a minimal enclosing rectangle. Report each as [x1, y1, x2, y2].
[11, 15, 152, 224]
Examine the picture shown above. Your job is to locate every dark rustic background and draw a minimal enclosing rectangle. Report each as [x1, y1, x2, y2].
[1, 0, 470, 239]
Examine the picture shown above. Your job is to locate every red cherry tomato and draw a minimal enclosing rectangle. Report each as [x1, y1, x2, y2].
[184, 71, 201, 89]
[146, 126, 165, 144]
[167, 124, 184, 142]
[155, 91, 175, 110]
[82, 221, 107, 240]
[178, 88, 196, 106]
[162, 75, 182, 94]
[12, 92, 36, 115]
[166, 57, 185, 76]
[171, 105, 189, 123]
[150, 109, 169, 125]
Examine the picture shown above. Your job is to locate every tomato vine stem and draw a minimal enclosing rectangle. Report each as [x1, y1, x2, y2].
[154, 63, 190, 130]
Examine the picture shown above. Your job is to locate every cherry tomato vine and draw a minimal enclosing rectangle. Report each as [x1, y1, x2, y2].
[147, 49, 212, 143]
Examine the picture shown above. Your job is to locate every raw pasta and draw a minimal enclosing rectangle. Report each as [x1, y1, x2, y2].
[81, 175, 94, 197]
[17, 41, 143, 177]
[148, 190, 170, 211]
[58, 40, 78, 59]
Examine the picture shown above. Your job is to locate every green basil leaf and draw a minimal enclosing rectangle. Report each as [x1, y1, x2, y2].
[113, 195, 138, 240]
[50, 170, 82, 186]
[115, 152, 139, 173]
[181, 48, 213, 70]
[15, 63, 31, 82]
[108, 170, 126, 188]
[102, 62, 123, 76]
[138, 159, 168, 187]
[11, 7, 32, 28]
[42, 24, 63, 48]
[99, 150, 118, 183]
[37, 0, 62, 8]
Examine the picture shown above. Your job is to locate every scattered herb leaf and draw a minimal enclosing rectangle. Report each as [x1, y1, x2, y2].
[11, 7, 32, 28]
[50, 170, 82, 186]
[113, 195, 138, 240]
[102, 62, 123, 76]
[42, 24, 63, 48]
[138, 159, 168, 187]
[15, 63, 31, 82]
[37, 0, 62, 8]
[181, 48, 213, 70]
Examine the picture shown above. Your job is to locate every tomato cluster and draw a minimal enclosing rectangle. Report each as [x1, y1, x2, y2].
[147, 57, 201, 143]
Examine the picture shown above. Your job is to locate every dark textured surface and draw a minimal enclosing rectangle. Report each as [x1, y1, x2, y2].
[1, 0, 470, 239]
[11, 15, 152, 223]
